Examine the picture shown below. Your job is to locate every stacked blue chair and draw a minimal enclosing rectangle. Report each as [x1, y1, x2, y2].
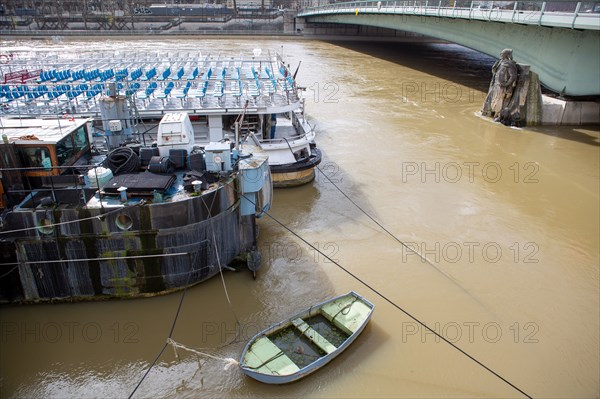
[86, 83, 103, 100]
[141, 67, 157, 81]
[37, 70, 56, 83]
[98, 69, 114, 82]
[27, 85, 49, 100]
[69, 69, 86, 82]
[126, 82, 141, 97]
[48, 84, 68, 100]
[0, 85, 11, 99]
[84, 69, 100, 81]
[286, 75, 294, 91]
[10, 85, 30, 101]
[115, 68, 128, 81]
[128, 68, 143, 81]
[182, 81, 191, 97]
[175, 82, 192, 99]
[37, 71, 46, 83]
[67, 83, 89, 99]
[51, 70, 71, 82]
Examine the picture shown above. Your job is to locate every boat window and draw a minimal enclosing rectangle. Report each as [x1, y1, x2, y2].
[55, 135, 75, 166]
[72, 126, 89, 152]
[19, 147, 52, 170]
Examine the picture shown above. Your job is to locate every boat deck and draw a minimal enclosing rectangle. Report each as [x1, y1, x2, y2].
[0, 50, 300, 118]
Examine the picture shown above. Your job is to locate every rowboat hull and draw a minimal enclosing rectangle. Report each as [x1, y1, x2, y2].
[240, 291, 374, 384]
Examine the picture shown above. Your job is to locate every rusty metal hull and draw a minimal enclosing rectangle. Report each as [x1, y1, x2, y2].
[0, 181, 256, 304]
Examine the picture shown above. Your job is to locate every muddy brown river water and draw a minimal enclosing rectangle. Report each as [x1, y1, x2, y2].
[0, 37, 598, 398]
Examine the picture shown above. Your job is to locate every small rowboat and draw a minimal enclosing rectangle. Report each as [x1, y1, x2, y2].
[240, 291, 375, 384]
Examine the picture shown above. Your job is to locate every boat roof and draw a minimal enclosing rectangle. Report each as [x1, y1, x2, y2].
[0, 117, 90, 144]
[0, 49, 300, 118]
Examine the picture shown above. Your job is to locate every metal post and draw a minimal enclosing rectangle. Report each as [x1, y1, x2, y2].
[538, 2, 546, 25]
[235, 121, 240, 151]
[571, 2, 581, 29]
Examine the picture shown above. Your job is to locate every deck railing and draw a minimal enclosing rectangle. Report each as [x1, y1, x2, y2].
[298, 1, 600, 30]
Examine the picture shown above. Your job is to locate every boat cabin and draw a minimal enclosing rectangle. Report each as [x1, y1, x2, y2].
[0, 117, 91, 208]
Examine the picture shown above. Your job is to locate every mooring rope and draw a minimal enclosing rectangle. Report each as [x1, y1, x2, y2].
[128, 252, 198, 399]
[128, 183, 242, 398]
[200, 191, 243, 331]
[167, 338, 239, 370]
[128, 186, 222, 398]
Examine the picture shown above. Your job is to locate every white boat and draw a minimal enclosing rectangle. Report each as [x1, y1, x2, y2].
[240, 291, 375, 384]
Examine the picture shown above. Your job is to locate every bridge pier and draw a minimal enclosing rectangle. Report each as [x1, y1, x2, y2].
[541, 97, 600, 125]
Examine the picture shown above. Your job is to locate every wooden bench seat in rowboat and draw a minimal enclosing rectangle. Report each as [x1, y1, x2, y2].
[243, 336, 300, 375]
[291, 318, 337, 355]
[320, 298, 373, 336]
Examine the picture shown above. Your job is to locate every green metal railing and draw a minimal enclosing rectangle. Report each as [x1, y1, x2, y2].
[298, 1, 600, 30]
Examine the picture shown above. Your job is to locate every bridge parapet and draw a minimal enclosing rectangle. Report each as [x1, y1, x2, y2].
[299, 1, 600, 31]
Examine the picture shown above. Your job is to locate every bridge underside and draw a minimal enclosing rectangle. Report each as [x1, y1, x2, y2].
[303, 14, 600, 97]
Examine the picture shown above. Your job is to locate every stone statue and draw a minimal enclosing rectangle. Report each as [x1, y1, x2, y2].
[482, 49, 519, 124]
[481, 48, 544, 127]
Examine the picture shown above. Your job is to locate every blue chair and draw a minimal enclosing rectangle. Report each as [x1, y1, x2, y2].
[157, 67, 171, 81]
[174, 67, 185, 80]
[193, 80, 208, 99]
[175, 81, 192, 99]
[186, 67, 199, 80]
[156, 82, 174, 99]
[115, 68, 128, 81]
[231, 80, 242, 97]
[231, 67, 240, 80]
[138, 82, 157, 99]
[141, 67, 156, 81]
[125, 82, 141, 97]
[201, 67, 212, 80]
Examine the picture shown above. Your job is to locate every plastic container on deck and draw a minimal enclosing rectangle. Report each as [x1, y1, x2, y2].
[88, 167, 114, 188]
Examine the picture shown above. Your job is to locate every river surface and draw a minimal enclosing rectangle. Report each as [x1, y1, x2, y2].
[0, 37, 598, 398]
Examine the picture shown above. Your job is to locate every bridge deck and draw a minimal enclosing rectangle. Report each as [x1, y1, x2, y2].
[299, 1, 600, 31]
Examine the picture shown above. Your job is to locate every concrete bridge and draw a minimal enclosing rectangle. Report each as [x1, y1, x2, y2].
[297, 1, 600, 96]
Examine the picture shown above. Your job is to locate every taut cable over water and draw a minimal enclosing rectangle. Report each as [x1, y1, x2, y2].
[315, 164, 496, 314]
